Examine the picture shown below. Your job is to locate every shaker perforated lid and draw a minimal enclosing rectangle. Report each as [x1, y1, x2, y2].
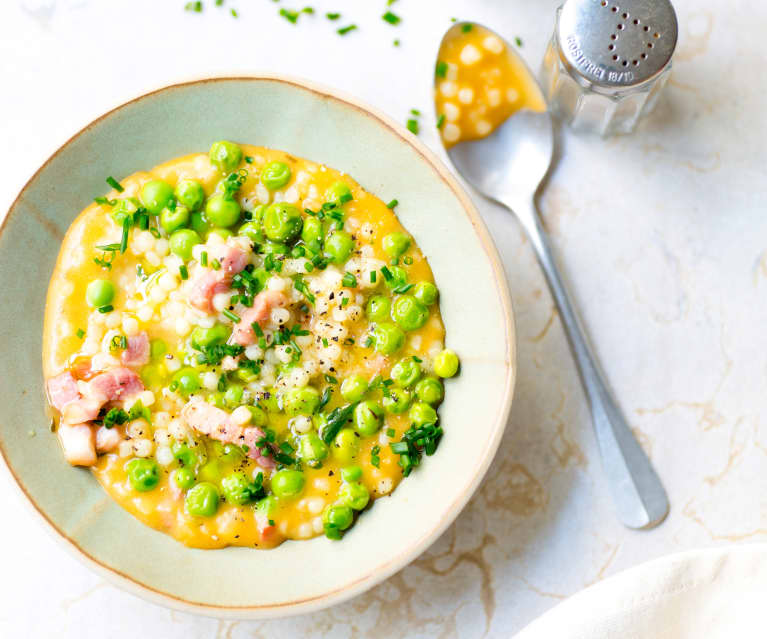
[557, 0, 677, 90]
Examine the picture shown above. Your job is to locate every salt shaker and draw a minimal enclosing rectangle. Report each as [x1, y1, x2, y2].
[541, 0, 677, 136]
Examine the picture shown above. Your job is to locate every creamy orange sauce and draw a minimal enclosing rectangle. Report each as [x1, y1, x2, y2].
[435, 23, 546, 147]
[43, 145, 448, 549]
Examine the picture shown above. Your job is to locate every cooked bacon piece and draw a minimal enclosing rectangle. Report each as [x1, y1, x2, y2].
[231, 290, 286, 346]
[182, 400, 276, 469]
[88, 367, 143, 403]
[58, 423, 96, 466]
[189, 244, 249, 313]
[46, 371, 79, 413]
[121, 332, 150, 368]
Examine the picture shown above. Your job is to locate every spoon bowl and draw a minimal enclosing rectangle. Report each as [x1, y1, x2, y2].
[436, 23, 670, 530]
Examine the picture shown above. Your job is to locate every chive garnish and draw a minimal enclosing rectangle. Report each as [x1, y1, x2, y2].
[393, 39, 400, 46]
[322, 338, 329, 348]
[386, 199, 398, 209]
[386, 428, 395, 437]
[410, 108, 421, 116]
[245, 156, 254, 163]
[223, 309, 241, 323]
[515, 36, 523, 47]
[342, 272, 357, 288]
[320, 403, 358, 444]
[201, 251, 208, 266]
[120, 217, 131, 254]
[435, 61, 448, 78]
[211, 259, 221, 270]
[324, 374, 338, 385]
[98, 305, 113, 313]
[94, 197, 116, 206]
[106, 176, 124, 192]
[252, 322, 264, 338]
[406, 118, 419, 135]
[371, 445, 381, 468]
[381, 266, 393, 281]
[230, 8, 238, 17]
[382, 11, 400, 25]
[370, 270, 377, 283]
[179, 265, 189, 280]
[76, 328, 85, 339]
[184, 1, 202, 11]
[437, 114, 446, 129]
[461, 23, 473, 33]
[279, 8, 300, 23]
[403, 256, 413, 265]
[326, 12, 340, 20]
[337, 24, 357, 35]
[149, 227, 160, 238]
[341, 297, 349, 307]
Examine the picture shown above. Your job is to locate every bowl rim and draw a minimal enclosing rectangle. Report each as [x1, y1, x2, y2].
[0, 74, 517, 618]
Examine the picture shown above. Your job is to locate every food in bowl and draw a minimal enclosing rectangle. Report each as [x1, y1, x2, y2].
[43, 141, 461, 549]
[435, 23, 546, 146]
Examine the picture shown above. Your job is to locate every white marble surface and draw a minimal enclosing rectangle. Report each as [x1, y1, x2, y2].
[1, 0, 765, 636]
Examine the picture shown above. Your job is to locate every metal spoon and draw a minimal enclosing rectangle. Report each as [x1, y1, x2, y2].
[435, 23, 669, 529]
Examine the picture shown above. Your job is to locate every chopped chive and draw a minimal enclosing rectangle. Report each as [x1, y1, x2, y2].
[410, 108, 421, 116]
[403, 256, 413, 265]
[322, 337, 329, 348]
[280, 8, 299, 23]
[382, 11, 400, 25]
[211, 258, 221, 270]
[326, 12, 340, 20]
[230, 8, 238, 17]
[386, 199, 398, 209]
[342, 272, 357, 288]
[381, 266, 393, 281]
[386, 428, 395, 437]
[120, 218, 131, 254]
[184, 1, 202, 11]
[341, 297, 349, 307]
[393, 39, 400, 46]
[364, 336, 373, 348]
[215, 0, 223, 5]
[324, 374, 338, 384]
[223, 309, 241, 323]
[435, 61, 448, 78]
[406, 118, 419, 135]
[201, 251, 208, 266]
[302, 6, 314, 13]
[337, 24, 357, 35]
[252, 322, 264, 338]
[138, 213, 149, 230]
[76, 328, 85, 339]
[179, 265, 189, 280]
[149, 227, 160, 238]
[462, 23, 473, 33]
[245, 156, 254, 164]
[94, 197, 116, 206]
[98, 305, 114, 314]
[370, 270, 377, 283]
[515, 36, 523, 47]
[437, 114, 446, 129]
[106, 176, 123, 192]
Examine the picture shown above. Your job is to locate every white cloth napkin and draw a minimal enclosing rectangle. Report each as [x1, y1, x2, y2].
[514, 544, 767, 639]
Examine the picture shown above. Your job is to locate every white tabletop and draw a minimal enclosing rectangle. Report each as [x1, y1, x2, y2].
[2, 0, 765, 637]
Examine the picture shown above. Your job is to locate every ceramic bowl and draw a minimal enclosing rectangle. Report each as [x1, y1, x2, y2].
[0, 76, 515, 618]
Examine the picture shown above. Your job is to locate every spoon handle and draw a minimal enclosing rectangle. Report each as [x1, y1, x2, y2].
[509, 196, 669, 529]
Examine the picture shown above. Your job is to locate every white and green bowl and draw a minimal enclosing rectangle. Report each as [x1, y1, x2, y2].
[0, 76, 515, 617]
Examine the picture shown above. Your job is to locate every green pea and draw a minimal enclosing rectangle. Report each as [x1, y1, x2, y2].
[298, 432, 329, 465]
[175, 179, 205, 211]
[169, 228, 201, 260]
[261, 161, 292, 190]
[224, 384, 244, 408]
[283, 387, 321, 416]
[172, 467, 196, 490]
[324, 231, 354, 264]
[190, 324, 229, 348]
[339, 481, 369, 510]
[323, 504, 353, 531]
[340, 375, 368, 403]
[209, 140, 243, 173]
[172, 367, 200, 395]
[199, 459, 223, 483]
[185, 482, 220, 517]
[382, 387, 412, 414]
[221, 471, 260, 505]
[366, 295, 391, 321]
[262, 203, 303, 242]
[271, 469, 305, 498]
[434, 349, 460, 378]
[172, 441, 198, 468]
[261, 240, 289, 256]
[385, 265, 408, 290]
[126, 458, 160, 492]
[220, 443, 246, 463]
[326, 181, 353, 205]
[414, 377, 444, 405]
[205, 194, 241, 228]
[391, 295, 429, 331]
[332, 428, 360, 463]
[260, 392, 281, 413]
[190, 210, 211, 237]
[390, 358, 422, 387]
[341, 465, 363, 482]
[371, 322, 405, 355]
[301, 216, 323, 244]
[140, 179, 174, 215]
[245, 405, 268, 427]
[209, 227, 233, 240]
[160, 204, 190, 234]
[354, 400, 383, 436]
[150, 339, 167, 359]
[209, 391, 226, 409]
[85, 279, 115, 308]
[413, 281, 439, 306]
[382, 231, 411, 258]
[238, 221, 265, 244]
[410, 401, 438, 426]
[110, 198, 139, 226]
